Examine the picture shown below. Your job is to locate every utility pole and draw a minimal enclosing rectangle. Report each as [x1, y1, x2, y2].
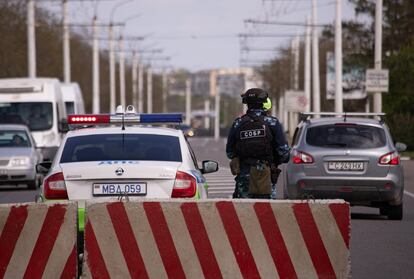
[132, 51, 138, 109]
[147, 66, 153, 113]
[62, 0, 70, 83]
[335, 0, 343, 113]
[312, 0, 321, 114]
[271, 97, 277, 117]
[119, 36, 126, 108]
[305, 16, 311, 112]
[278, 94, 284, 125]
[290, 35, 300, 138]
[293, 35, 300, 91]
[373, 0, 383, 113]
[138, 63, 144, 113]
[108, 24, 116, 113]
[185, 78, 192, 125]
[211, 70, 220, 140]
[162, 69, 168, 113]
[92, 16, 100, 113]
[204, 99, 210, 129]
[27, 0, 36, 78]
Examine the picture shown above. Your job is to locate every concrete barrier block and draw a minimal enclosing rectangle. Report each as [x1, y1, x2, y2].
[83, 199, 350, 279]
[0, 202, 77, 279]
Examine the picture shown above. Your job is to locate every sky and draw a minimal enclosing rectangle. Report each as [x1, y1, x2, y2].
[42, 0, 358, 72]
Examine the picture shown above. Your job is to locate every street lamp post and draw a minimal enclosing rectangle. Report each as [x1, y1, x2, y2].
[373, 0, 383, 113]
[27, 0, 36, 78]
[312, 0, 321, 115]
[335, 0, 343, 113]
[92, 16, 100, 113]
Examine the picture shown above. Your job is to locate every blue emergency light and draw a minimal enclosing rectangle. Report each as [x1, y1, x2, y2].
[139, 113, 183, 123]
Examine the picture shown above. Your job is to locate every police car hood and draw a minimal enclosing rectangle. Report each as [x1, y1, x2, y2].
[60, 160, 180, 180]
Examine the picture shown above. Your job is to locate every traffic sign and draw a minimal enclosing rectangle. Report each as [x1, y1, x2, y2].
[366, 69, 389, 93]
[284, 90, 309, 112]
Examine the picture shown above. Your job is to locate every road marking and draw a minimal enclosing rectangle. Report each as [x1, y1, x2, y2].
[404, 190, 414, 199]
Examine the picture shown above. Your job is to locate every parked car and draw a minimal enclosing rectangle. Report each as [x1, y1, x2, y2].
[284, 113, 406, 220]
[0, 124, 42, 189]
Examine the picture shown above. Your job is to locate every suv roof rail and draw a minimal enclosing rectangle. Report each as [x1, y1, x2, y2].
[299, 112, 386, 123]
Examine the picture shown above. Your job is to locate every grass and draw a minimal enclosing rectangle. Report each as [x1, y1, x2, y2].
[401, 151, 414, 158]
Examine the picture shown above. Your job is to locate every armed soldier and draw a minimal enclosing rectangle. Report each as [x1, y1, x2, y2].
[226, 88, 290, 199]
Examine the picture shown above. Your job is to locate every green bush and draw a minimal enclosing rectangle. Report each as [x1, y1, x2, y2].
[386, 113, 414, 150]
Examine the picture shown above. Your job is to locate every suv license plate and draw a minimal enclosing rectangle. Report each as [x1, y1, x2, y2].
[328, 162, 364, 171]
[93, 183, 147, 196]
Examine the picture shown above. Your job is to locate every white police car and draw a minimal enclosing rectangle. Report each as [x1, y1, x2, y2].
[36, 106, 219, 230]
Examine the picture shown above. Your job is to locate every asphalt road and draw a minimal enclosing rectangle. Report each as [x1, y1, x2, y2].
[1, 137, 413, 278]
[189, 137, 414, 279]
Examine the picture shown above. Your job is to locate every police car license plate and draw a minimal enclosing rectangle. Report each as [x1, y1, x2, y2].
[93, 183, 147, 196]
[328, 161, 364, 171]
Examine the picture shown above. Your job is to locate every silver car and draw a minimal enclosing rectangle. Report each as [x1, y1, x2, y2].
[284, 114, 405, 220]
[0, 124, 42, 189]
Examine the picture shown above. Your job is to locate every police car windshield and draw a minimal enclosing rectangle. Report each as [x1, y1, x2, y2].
[60, 134, 182, 163]
[306, 124, 387, 149]
[0, 102, 53, 131]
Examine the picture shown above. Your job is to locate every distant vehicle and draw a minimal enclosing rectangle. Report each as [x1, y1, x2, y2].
[285, 113, 406, 220]
[179, 124, 195, 137]
[0, 78, 68, 161]
[0, 124, 42, 189]
[61, 82, 85, 115]
[36, 106, 218, 232]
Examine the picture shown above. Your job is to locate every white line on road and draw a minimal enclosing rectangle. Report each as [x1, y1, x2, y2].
[404, 191, 414, 199]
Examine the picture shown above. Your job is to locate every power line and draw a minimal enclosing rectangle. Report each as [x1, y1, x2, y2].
[244, 19, 329, 28]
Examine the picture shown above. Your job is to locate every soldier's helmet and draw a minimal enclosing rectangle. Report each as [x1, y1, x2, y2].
[241, 88, 269, 109]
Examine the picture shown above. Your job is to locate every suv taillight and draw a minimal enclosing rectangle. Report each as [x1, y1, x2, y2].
[379, 151, 400, 165]
[171, 171, 196, 198]
[292, 150, 314, 164]
[44, 172, 68, 199]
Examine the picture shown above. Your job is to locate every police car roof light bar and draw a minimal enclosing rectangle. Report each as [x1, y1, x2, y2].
[68, 113, 183, 125]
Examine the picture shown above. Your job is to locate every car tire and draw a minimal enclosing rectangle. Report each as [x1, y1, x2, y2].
[388, 204, 403, 220]
[27, 180, 37, 190]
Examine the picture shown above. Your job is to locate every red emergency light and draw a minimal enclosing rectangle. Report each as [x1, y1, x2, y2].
[68, 114, 110, 124]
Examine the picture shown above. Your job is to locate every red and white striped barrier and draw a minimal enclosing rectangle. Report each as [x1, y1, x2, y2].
[0, 202, 77, 279]
[83, 200, 350, 279]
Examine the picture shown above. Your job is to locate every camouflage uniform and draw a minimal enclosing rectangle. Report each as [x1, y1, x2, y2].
[226, 109, 290, 199]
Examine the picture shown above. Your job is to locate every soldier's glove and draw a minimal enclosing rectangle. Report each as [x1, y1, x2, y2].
[230, 157, 240, 175]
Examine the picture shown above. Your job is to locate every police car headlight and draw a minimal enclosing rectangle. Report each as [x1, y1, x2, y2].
[11, 157, 31, 167]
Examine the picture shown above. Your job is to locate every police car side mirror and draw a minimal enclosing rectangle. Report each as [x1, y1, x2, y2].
[36, 161, 52, 175]
[201, 160, 219, 174]
[59, 118, 69, 133]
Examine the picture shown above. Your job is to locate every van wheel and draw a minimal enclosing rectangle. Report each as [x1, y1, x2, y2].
[388, 204, 403, 220]
[27, 180, 37, 190]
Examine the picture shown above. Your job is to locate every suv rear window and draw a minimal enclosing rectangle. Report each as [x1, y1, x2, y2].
[306, 124, 386, 149]
[60, 134, 182, 163]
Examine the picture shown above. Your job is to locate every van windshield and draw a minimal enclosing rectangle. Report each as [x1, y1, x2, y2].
[0, 102, 53, 131]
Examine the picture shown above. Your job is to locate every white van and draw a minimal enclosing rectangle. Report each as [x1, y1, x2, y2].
[0, 78, 67, 161]
[61, 82, 85, 115]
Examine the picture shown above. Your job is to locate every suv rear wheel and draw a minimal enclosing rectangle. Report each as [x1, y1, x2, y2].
[387, 204, 403, 220]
